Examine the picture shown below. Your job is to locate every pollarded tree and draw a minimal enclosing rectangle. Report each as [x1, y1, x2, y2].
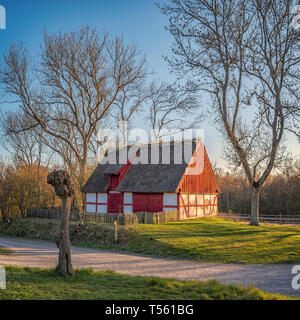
[158, 0, 300, 225]
[47, 170, 75, 275]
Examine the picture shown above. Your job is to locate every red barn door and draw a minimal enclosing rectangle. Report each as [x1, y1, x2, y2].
[108, 192, 123, 213]
[133, 193, 163, 212]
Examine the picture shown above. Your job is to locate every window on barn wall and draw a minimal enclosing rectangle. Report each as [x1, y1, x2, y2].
[123, 193, 133, 214]
[86, 193, 97, 213]
[163, 193, 178, 211]
[86, 193, 107, 213]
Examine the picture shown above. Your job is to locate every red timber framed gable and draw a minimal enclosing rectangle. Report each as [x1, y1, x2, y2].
[176, 141, 219, 219]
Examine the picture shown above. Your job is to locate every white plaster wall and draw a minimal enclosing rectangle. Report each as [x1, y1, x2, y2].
[210, 195, 217, 204]
[189, 194, 197, 205]
[197, 194, 204, 205]
[179, 207, 186, 219]
[179, 194, 189, 207]
[189, 207, 197, 217]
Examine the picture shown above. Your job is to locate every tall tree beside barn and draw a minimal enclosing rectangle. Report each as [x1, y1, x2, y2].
[0, 26, 147, 212]
[158, 0, 300, 225]
[146, 81, 202, 142]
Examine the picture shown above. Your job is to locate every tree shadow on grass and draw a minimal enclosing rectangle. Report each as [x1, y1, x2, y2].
[135, 228, 269, 240]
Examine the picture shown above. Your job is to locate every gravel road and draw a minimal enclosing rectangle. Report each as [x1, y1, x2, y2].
[0, 236, 299, 297]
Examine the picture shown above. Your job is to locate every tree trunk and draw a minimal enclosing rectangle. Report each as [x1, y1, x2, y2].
[1, 210, 7, 223]
[56, 197, 73, 275]
[79, 161, 87, 215]
[20, 208, 26, 218]
[250, 186, 260, 226]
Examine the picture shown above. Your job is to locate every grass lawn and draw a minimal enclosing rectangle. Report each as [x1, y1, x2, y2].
[122, 218, 300, 264]
[0, 266, 293, 300]
[1, 217, 300, 264]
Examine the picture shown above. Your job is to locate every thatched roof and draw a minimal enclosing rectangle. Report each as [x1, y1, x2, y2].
[117, 164, 187, 193]
[82, 141, 197, 193]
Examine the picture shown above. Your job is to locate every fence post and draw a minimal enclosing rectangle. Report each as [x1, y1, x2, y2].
[280, 212, 282, 225]
[114, 220, 118, 243]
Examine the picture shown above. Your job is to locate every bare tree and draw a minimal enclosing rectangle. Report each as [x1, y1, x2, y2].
[0, 26, 147, 211]
[0, 111, 53, 169]
[147, 81, 201, 142]
[158, 0, 300, 225]
[111, 72, 149, 146]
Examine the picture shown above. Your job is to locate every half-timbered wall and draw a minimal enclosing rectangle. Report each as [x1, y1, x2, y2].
[178, 193, 218, 219]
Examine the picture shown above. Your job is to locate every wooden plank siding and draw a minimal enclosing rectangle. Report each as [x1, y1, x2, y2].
[177, 146, 219, 194]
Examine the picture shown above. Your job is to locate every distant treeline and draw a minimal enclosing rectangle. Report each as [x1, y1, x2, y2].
[0, 163, 61, 222]
[216, 171, 300, 216]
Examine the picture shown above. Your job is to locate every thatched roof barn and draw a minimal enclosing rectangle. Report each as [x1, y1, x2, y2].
[82, 140, 219, 218]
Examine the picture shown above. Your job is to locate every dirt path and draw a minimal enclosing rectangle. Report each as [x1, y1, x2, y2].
[0, 236, 299, 297]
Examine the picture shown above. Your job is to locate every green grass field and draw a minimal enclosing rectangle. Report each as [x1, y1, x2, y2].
[1, 217, 300, 264]
[123, 218, 300, 264]
[0, 266, 293, 300]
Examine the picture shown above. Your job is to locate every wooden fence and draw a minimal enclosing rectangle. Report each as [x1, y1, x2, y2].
[26, 207, 77, 220]
[218, 212, 300, 224]
[84, 211, 179, 225]
[26, 208, 179, 226]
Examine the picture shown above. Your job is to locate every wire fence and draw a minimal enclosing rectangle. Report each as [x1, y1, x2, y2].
[218, 212, 300, 224]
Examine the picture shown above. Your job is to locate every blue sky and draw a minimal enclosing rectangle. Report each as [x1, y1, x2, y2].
[0, 0, 173, 78]
[0, 0, 299, 168]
